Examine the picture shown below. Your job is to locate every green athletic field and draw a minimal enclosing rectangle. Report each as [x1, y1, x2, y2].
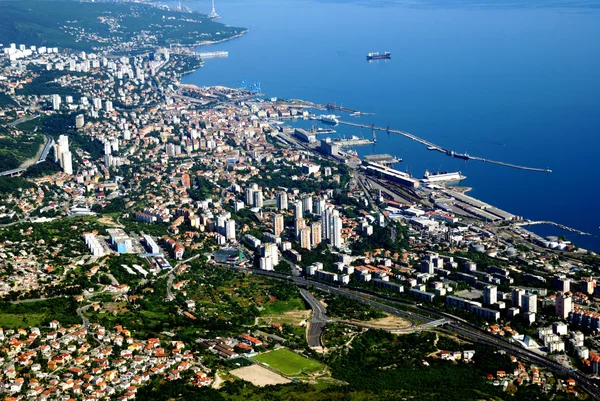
[252, 348, 325, 376]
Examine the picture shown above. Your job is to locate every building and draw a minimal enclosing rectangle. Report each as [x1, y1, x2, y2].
[446, 295, 500, 321]
[294, 218, 306, 237]
[245, 187, 255, 206]
[555, 293, 572, 319]
[521, 293, 538, 314]
[276, 191, 288, 211]
[273, 214, 284, 237]
[299, 227, 311, 249]
[315, 198, 326, 215]
[142, 235, 160, 254]
[75, 114, 85, 129]
[293, 201, 303, 219]
[51, 94, 61, 111]
[252, 191, 263, 208]
[512, 288, 525, 308]
[555, 276, 570, 293]
[61, 150, 73, 175]
[302, 195, 313, 215]
[484, 285, 497, 306]
[107, 229, 132, 254]
[225, 219, 236, 241]
[330, 211, 343, 248]
[83, 233, 105, 257]
[311, 221, 322, 248]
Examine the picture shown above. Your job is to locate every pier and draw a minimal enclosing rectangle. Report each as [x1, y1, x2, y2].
[516, 221, 592, 236]
[363, 154, 401, 165]
[196, 51, 228, 59]
[332, 137, 374, 147]
[326, 103, 374, 116]
[339, 121, 552, 174]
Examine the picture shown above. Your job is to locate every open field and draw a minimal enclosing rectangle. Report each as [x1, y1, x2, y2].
[252, 348, 325, 376]
[257, 310, 310, 326]
[260, 298, 306, 315]
[0, 313, 45, 328]
[230, 364, 291, 387]
[349, 313, 413, 329]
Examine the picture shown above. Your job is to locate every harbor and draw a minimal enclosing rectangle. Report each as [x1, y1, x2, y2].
[329, 136, 375, 147]
[338, 120, 552, 174]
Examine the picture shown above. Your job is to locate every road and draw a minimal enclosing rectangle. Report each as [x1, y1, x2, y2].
[76, 304, 93, 329]
[447, 323, 600, 399]
[299, 289, 328, 348]
[225, 265, 600, 398]
[8, 114, 39, 128]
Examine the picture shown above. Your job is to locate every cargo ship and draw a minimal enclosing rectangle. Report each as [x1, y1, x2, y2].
[367, 51, 391, 60]
[421, 170, 466, 184]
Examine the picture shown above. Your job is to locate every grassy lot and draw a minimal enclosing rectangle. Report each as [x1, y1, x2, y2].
[252, 348, 325, 376]
[261, 298, 306, 315]
[0, 313, 45, 328]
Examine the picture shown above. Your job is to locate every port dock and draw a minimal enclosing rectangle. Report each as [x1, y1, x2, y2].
[338, 121, 552, 173]
[196, 51, 228, 59]
[326, 103, 374, 116]
[332, 137, 374, 147]
[363, 154, 401, 165]
[516, 221, 592, 237]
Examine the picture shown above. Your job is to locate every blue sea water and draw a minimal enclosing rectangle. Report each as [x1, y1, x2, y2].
[180, 0, 600, 252]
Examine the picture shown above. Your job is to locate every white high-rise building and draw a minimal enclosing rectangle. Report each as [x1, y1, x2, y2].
[484, 285, 497, 305]
[315, 198, 326, 215]
[293, 200, 303, 219]
[245, 187, 255, 206]
[512, 288, 525, 308]
[75, 114, 85, 129]
[55, 135, 69, 167]
[253, 191, 263, 208]
[61, 150, 73, 175]
[276, 191, 288, 211]
[93, 97, 102, 109]
[105, 100, 113, 113]
[104, 141, 112, 155]
[521, 293, 537, 314]
[321, 207, 332, 240]
[51, 94, 61, 111]
[225, 219, 236, 241]
[330, 211, 343, 248]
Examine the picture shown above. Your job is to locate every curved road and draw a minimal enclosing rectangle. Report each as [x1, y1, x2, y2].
[299, 289, 328, 348]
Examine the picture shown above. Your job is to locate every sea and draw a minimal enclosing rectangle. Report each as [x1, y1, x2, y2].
[178, 0, 600, 252]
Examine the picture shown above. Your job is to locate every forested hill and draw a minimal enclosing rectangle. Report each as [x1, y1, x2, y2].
[0, 0, 245, 52]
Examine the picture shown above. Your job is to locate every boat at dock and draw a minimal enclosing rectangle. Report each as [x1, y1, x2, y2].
[319, 114, 339, 125]
[315, 127, 336, 134]
[421, 170, 466, 184]
[367, 51, 391, 60]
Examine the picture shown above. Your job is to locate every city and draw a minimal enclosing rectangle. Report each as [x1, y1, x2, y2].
[0, 0, 599, 400]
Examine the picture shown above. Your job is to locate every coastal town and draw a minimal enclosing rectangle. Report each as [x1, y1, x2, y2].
[0, 2, 599, 400]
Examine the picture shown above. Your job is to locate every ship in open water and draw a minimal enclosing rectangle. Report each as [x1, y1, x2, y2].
[367, 51, 391, 60]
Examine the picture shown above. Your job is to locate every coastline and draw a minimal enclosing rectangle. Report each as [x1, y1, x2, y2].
[189, 30, 249, 48]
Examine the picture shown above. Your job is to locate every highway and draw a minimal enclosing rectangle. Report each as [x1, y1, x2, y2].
[448, 323, 600, 399]
[299, 288, 328, 348]
[226, 265, 600, 398]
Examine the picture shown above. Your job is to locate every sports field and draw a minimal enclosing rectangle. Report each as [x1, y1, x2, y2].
[252, 348, 325, 376]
